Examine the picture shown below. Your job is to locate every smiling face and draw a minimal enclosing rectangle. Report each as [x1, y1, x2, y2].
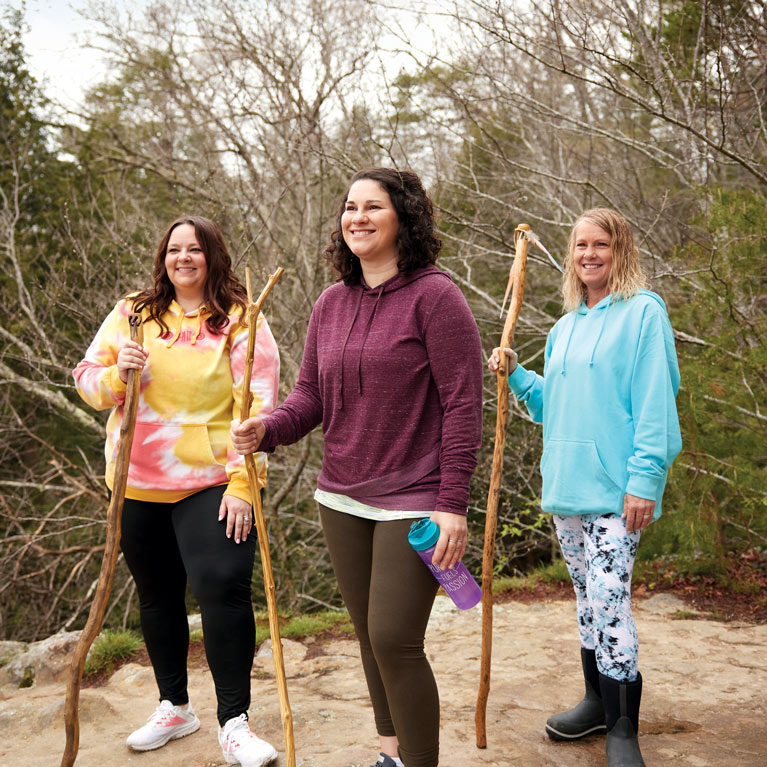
[164, 223, 208, 305]
[572, 220, 614, 306]
[341, 179, 400, 281]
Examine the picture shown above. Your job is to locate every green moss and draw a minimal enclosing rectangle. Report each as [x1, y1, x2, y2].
[19, 666, 35, 689]
[671, 610, 700, 620]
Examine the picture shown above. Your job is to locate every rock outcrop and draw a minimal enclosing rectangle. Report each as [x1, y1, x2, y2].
[1, 597, 765, 767]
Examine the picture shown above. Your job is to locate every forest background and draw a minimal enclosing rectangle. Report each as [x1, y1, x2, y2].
[1, 0, 765, 643]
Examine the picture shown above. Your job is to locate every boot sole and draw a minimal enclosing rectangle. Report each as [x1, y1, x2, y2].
[546, 722, 607, 741]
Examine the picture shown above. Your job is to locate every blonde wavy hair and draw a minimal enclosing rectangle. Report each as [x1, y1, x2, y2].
[561, 208, 648, 312]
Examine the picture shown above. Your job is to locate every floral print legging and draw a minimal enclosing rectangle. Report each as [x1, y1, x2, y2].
[553, 514, 640, 683]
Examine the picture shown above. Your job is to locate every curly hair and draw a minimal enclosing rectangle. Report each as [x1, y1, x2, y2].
[131, 216, 247, 336]
[324, 168, 442, 285]
[561, 208, 649, 312]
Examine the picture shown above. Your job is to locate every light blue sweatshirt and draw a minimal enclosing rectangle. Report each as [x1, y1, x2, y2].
[508, 290, 681, 519]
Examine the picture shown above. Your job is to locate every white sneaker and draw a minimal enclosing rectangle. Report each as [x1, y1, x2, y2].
[126, 699, 200, 751]
[218, 713, 278, 766]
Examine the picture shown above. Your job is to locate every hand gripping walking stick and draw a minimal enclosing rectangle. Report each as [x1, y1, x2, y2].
[239, 267, 296, 767]
[475, 225, 530, 748]
[62, 312, 143, 767]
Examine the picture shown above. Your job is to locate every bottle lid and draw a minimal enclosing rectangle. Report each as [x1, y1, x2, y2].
[408, 518, 440, 550]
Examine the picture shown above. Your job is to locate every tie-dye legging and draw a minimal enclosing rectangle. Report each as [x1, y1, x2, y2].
[553, 514, 640, 683]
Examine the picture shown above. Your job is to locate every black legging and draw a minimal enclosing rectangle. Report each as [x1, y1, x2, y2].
[120, 485, 256, 726]
[319, 504, 440, 767]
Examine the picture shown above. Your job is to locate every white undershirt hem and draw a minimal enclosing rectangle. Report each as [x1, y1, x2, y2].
[314, 488, 433, 521]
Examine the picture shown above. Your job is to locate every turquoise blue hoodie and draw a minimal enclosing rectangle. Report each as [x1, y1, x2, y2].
[508, 290, 681, 520]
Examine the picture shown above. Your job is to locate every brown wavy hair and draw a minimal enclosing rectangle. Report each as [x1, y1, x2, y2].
[131, 216, 247, 335]
[324, 168, 442, 285]
[562, 208, 649, 312]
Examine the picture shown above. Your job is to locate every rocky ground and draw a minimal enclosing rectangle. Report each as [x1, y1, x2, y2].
[1, 593, 765, 767]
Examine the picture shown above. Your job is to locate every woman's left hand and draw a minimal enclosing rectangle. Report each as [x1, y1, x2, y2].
[622, 493, 655, 533]
[219, 494, 253, 544]
[429, 511, 468, 571]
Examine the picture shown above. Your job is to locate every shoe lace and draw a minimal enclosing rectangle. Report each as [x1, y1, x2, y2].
[147, 702, 178, 725]
[222, 713, 252, 747]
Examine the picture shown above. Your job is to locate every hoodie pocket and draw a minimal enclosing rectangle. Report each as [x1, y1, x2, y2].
[540, 438, 622, 513]
[126, 422, 223, 489]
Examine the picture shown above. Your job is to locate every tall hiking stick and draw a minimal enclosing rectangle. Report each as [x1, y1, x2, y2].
[62, 312, 144, 767]
[240, 267, 296, 767]
[475, 225, 530, 748]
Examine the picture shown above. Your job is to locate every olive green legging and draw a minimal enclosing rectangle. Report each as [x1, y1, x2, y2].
[319, 504, 440, 767]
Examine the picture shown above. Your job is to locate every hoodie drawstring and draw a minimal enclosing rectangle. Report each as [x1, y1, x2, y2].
[338, 289, 365, 409]
[589, 306, 609, 366]
[561, 316, 577, 376]
[191, 311, 203, 345]
[166, 311, 184, 348]
[355, 285, 385, 394]
[166, 306, 205, 348]
[562, 297, 613, 373]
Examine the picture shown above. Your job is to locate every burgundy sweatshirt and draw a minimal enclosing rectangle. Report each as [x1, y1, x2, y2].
[261, 265, 483, 515]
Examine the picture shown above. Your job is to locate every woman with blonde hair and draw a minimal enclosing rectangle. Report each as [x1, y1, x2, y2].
[489, 208, 681, 767]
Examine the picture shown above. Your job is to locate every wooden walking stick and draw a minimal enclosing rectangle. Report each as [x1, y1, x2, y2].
[239, 267, 296, 767]
[475, 225, 530, 748]
[62, 312, 143, 767]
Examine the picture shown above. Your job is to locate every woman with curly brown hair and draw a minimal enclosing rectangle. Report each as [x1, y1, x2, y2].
[74, 216, 280, 767]
[232, 168, 483, 767]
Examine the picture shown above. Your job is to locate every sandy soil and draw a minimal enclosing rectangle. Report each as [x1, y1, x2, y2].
[1, 594, 765, 767]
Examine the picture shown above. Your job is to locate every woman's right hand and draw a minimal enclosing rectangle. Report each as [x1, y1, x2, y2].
[230, 417, 266, 455]
[117, 341, 148, 382]
[487, 347, 518, 374]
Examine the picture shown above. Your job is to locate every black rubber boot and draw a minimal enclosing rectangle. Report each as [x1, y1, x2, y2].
[545, 648, 607, 740]
[599, 671, 646, 767]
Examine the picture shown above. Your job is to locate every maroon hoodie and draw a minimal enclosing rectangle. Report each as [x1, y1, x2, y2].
[260, 265, 483, 515]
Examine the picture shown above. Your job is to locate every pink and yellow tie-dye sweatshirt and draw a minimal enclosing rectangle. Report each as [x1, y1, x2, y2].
[73, 297, 279, 503]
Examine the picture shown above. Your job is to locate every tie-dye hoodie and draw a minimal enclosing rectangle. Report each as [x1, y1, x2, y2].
[73, 297, 280, 503]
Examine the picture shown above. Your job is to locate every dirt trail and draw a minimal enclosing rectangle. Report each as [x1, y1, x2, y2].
[1, 594, 765, 767]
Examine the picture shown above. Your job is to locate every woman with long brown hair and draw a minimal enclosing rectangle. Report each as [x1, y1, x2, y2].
[74, 216, 280, 767]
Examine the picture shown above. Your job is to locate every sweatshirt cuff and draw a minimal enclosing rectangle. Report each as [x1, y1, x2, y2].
[626, 473, 661, 501]
[508, 364, 536, 396]
[224, 482, 253, 504]
[225, 475, 255, 504]
[226, 454, 268, 503]
[257, 419, 277, 453]
[434, 503, 468, 516]
[107, 366, 128, 400]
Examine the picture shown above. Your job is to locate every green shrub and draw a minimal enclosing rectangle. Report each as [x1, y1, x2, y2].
[253, 609, 354, 644]
[535, 559, 570, 583]
[281, 610, 354, 638]
[84, 629, 143, 677]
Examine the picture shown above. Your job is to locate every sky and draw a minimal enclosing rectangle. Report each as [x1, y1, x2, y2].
[17, 0, 450, 111]
[18, 0, 147, 109]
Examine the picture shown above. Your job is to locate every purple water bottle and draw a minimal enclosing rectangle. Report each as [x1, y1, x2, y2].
[408, 519, 482, 610]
